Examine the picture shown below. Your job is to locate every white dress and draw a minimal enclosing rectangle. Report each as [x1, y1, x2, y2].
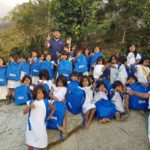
[53, 86, 67, 101]
[93, 64, 104, 79]
[116, 64, 128, 85]
[0, 86, 8, 100]
[82, 86, 96, 113]
[135, 65, 150, 84]
[26, 100, 48, 148]
[110, 64, 118, 84]
[93, 91, 108, 104]
[127, 52, 141, 65]
[111, 92, 124, 112]
[7, 80, 20, 89]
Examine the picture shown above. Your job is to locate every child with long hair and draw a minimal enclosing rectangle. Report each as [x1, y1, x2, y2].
[24, 85, 55, 150]
[80, 76, 96, 128]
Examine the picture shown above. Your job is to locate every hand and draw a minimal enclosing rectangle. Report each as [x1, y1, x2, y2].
[30, 103, 35, 109]
[127, 89, 135, 95]
[47, 34, 51, 41]
[47, 115, 51, 120]
[66, 37, 72, 45]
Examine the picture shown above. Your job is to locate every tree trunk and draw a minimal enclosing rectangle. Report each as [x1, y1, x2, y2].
[121, 27, 127, 46]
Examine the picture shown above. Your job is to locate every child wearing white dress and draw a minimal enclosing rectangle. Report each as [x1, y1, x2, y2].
[79, 76, 96, 128]
[94, 81, 112, 123]
[93, 56, 106, 80]
[111, 81, 129, 121]
[135, 58, 150, 85]
[24, 85, 55, 150]
[0, 57, 7, 100]
[6, 54, 21, 104]
[49, 75, 67, 133]
[116, 56, 129, 85]
[126, 44, 141, 65]
[108, 55, 118, 84]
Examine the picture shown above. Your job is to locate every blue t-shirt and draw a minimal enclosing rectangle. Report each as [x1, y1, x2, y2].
[49, 38, 64, 62]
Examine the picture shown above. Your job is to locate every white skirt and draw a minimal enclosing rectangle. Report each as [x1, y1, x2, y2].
[0, 86, 8, 99]
[7, 80, 20, 89]
[82, 100, 96, 114]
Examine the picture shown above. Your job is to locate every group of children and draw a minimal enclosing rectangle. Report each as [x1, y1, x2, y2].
[0, 43, 150, 149]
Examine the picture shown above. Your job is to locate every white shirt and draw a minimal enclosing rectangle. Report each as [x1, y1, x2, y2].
[53, 86, 67, 101]
[127, 52, 141, 65]
[110, 64, 118, 84]
[111, 92, 124, 112]
[93, 64, 104, 79]
[116, 64, 128, 85]
[93, 91, 108, 103]
[135, 65, 150, 84]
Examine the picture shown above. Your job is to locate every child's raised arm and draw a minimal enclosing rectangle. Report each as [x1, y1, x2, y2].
[47, 103, 55, 120]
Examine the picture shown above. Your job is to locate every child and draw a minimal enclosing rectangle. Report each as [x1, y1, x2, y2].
[71, 43, 78, 58]
[90, 46, 104, 68]
[110, 81, 129, 121]
[116, 56, 129, 85]
[40, 53, 54, 80]
[74, 49, 88, 75]
[49, 75, 67, 132]
[20, 55, 30, 80]
[0, 57, 7, 100]
[30, 50, 40, 85]
[58, 51, 72, 81]
[6, 54, 21, 104]
[93, 56, 106, 80]
[94, 81, 116, 123]
[135, 57, 150, 85]
[126, 44, 141, 65]
[39, 53, 45, 63]
[38, 69, 53, 95]
[83, 48, 90, 71]
[108, 55, 118, 84]
[126, 75, 148, 114]
[14, 75, 32, 105]
[79, 76, 96, 128]
[24, 85, 55, 150]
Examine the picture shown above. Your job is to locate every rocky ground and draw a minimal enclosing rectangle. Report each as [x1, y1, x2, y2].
[0, 101, 150, 150]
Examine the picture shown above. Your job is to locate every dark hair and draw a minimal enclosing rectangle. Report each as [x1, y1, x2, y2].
[71, 43, 78, 49]
[113, 80, 123, 89]
[39, 69, 50, 80]
[118, 55, 127, 64]
[127, 75, 138, 82]
[19, 54, 28, 61]
[61, 51, 70, 58]
[9, 53, 18, 62]
[21, 75, 32, 85]
[46, 53, 52, 57]
[127, 44, 137, 57]
[71, 72, 79, 78]
[32, 84, 49, 99]
[56, 75, 67, 87]
[108, 55, 118, 63]
[31, 49, 38, 57]
[96, 80, 106, 89]
[97, 56, 105, 64]
[79, 75, 90, 87]
[83, 48, 90, 55]
[139, 57, 149, 64]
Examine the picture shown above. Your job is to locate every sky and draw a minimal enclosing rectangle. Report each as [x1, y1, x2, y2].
[0, 0, 29, 19]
